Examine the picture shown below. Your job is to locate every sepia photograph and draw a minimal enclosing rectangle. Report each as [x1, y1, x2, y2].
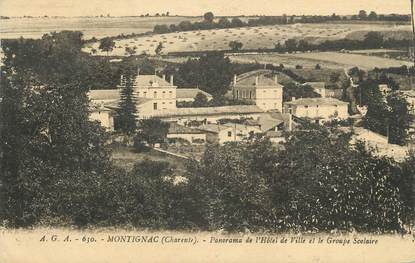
[0, 0, 415, 262]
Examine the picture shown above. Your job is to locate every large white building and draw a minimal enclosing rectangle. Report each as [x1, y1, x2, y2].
[283, 97, 349, 123]
[120, 73, 177, 118]
[231, 71, 283, 112]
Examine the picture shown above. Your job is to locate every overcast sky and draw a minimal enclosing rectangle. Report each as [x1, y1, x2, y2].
[0, 0, 412, 17]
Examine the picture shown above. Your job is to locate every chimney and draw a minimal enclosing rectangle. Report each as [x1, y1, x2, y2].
[170, 75, 174, 85]
[255, 76, 259, 86]
[137, 67, 140, 76]
[292, 97, 296, 101]
[234, 75, 237, 85]
[162, 74, 166, 81]
[274, 75, 278, 84]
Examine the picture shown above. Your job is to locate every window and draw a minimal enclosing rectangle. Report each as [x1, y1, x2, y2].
[162, 91, 166, 98]
[162, 102, 165, 105]
[249, 91, 252, 99]
[143, 91, 147, 97]
[169, 91, 172, 98]
[236, 90, 239, 99]
[227, 131, 232, 137]
[137, 91, 140, 96]
[304, 105, 309, 108]
[153, 103, 157, 110]
[154, 91, 157, 98]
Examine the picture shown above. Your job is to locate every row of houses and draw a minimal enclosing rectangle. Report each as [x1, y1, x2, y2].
[88, 70, 350, 144]
[167, 111, 292, 145]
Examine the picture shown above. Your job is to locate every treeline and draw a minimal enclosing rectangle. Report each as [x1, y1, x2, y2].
[372, 65, 415, 75]
[153, 11, 411, 35]
[168, 32, 412, 57]
[274, 32, 411, 53]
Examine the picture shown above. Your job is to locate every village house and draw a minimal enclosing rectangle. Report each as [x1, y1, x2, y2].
[231, 71, 283, 112]
[120, 73, 177, 118]
[283, 97, 349, 123]
[197, 124, 235, 144]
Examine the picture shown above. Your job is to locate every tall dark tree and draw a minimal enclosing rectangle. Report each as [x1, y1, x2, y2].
[192, 92, 209, 107]
[358, 10, 368, 20]
[155, 42, 164, 55]
[368, 11, 378, 20]
[116, 72, 137, 134]
[229, 40, 243, 51]
[99, 37, 115, 56]
[203, 12, 214, 23]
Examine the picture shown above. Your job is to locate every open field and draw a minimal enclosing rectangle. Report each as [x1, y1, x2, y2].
[229, 52, 413, 70]
[111, 145, 187, 171]
[82, 23, 411, 56]
[0, 16, 199, 39]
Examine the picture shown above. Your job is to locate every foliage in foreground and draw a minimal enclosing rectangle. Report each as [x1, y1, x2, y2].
[0, 31, 413, 233]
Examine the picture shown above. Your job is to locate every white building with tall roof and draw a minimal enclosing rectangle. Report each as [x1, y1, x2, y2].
[231, 71, 283, 112]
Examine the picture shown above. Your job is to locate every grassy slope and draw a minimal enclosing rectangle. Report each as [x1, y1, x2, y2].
[84, 23, 411, 56]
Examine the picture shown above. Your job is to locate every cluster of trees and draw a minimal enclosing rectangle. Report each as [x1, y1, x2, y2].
[273, 32, 411, 54]
[0, 31, 114, 227]
[356, 77, 413, 145]
[373, 65, 415, 75]
[283, 83, 321, 102]
[153, 12, 286, 34]
[355, 10, 411, 22]
[162, 52, 233, 99]
[153, 11, 411, 36]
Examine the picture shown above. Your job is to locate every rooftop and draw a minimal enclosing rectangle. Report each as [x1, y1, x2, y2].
[158, 105, 264, 117]
[235, 75, 283, 88]
[168, 123, 205, 134]
[284, 98, 349, 107]
[131, 74, 174, 88]
[198, 124, 232, 133]
[303, 82, 326, 88]
[223, 122, 260, 131]
[176, 88, 213, 99]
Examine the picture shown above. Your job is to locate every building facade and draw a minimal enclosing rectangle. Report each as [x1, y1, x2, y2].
[283, 98, 349, 123]
[118, 73, 177, 118]
[231, 72, 283, 112]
